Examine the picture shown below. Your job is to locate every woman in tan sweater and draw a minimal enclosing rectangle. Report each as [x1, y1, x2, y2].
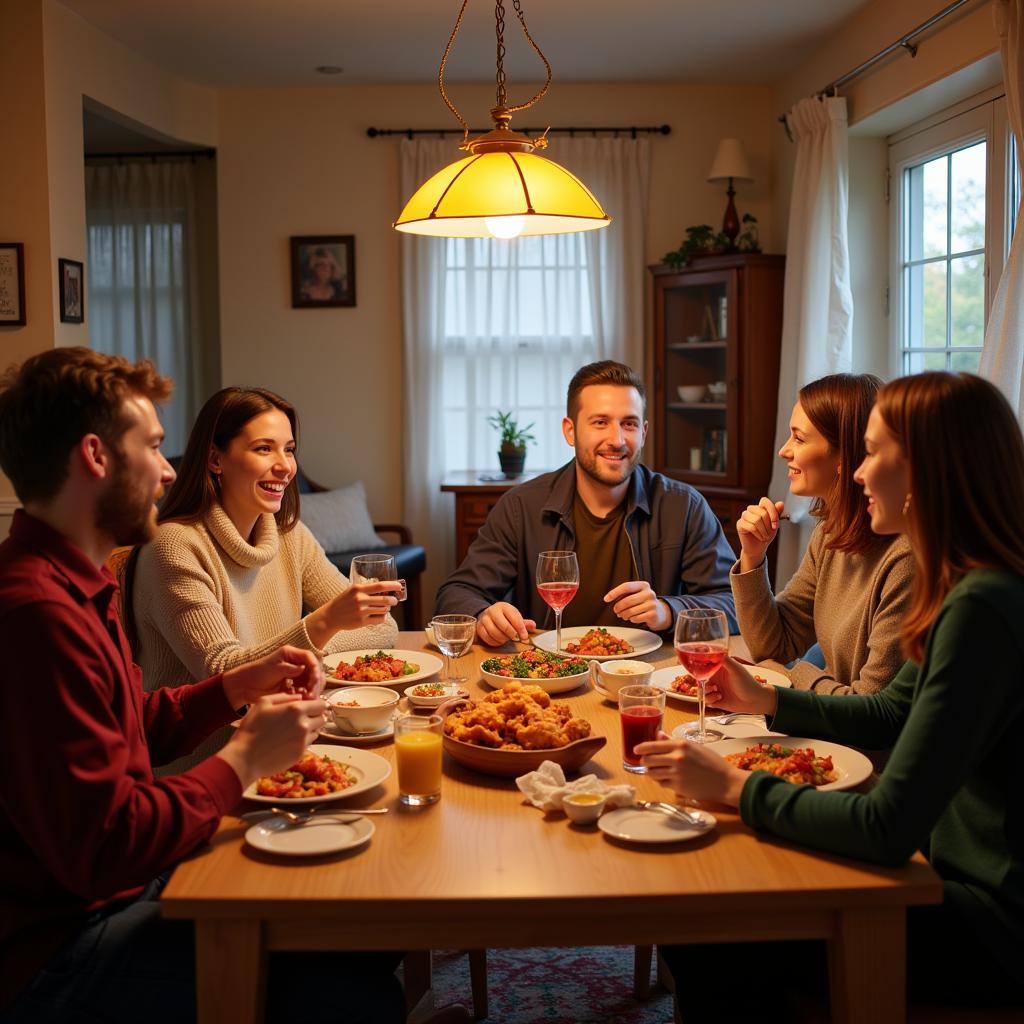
[130, 387, 401, 703]
[731, 373, 912, 694]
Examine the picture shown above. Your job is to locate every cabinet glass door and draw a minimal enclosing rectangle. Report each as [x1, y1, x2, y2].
[659, 269, 737, 485]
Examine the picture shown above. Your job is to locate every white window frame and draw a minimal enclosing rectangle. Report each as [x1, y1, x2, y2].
[888, 87, 1012, 379]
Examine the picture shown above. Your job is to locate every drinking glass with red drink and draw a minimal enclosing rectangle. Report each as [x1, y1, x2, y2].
[536, 550, 579, 654]
[674, 608, 729, 743]
[618, 684, 666, 773]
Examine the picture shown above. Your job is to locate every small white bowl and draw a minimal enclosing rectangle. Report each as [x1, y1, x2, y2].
[707, 381, 727, 402]
[404, 682, 468, 708]
[563, 792, 607, 825]
[677, 385, 706, 403]
[324, 686, 400, 734]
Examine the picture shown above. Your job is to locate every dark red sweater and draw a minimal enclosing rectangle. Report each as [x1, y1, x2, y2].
[0, 511, 242, 1004]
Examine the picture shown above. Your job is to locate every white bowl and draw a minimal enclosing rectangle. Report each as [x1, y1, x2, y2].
[563, 792, 607, 825]
[324, 686, 400, 734]
[404, 681, 468, 708]
[677, 385, 706, 403]
[589, 659, 654, 700]
[707, 381, 727, 401]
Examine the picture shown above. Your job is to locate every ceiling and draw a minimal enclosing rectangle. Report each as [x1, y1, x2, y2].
[60, 0, 873, 89]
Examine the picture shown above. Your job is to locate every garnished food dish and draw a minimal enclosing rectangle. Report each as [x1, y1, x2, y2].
[480, 649, 587, 679]
[564, 628, 634, 656]
[724, 742, 838, 786]
[670, 672, 769, 696]
[256, 751, 356, 798]
[410, 682, 450, 698]
[331, 650, 420, 682]
[444, 682, 592, 751]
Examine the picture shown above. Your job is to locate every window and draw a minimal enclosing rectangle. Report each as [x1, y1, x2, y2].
[889, 91, 1017, 376]
[440, 234, 596, 473]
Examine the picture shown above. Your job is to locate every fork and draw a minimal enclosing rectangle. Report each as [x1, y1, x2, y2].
[268, 806, 389, 825]
[709, 712, 765, 725]
[634, 800, 710, 829]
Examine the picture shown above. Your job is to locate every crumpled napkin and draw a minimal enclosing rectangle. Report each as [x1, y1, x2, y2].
[515, 759, 636, 813]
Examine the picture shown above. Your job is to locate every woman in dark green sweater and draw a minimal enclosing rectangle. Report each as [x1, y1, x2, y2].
[638, 371, 1024, 1007]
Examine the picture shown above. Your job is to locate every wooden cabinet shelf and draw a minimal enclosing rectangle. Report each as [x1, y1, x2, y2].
[649, 254, 785, 565]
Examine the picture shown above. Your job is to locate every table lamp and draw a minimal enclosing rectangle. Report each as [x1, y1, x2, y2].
[707, 138, 753, 247]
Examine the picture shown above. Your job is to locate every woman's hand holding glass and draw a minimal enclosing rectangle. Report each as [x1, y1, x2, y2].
[322, 580, 402, 631]
[701, 657, 780, 718]
[635, 729, 749, 809]
[736, 497, 786, 572]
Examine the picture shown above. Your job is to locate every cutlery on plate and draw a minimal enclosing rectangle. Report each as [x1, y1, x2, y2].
[634, 800, 710, 829]
[709, 712, 765, 725]
[269, 805, 389, 824]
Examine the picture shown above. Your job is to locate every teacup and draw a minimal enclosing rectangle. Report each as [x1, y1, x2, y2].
[588, 659, 654, 699]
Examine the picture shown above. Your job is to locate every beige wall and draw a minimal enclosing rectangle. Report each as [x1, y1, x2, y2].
[770, 0, 999, 378]
[0, 2, 55, 526]
[216, 82, 776, 526]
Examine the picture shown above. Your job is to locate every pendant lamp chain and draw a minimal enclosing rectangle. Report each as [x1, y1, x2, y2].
[438, 0, 552, 146]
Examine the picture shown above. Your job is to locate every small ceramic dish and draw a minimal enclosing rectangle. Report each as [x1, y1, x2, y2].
[677, 385, 706, 403]
[323, 686, 401, 735]
[404, 682, 468, 708]
[563, 791, 607, 825]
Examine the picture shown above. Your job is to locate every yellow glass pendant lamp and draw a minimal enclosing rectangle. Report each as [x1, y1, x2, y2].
[394, 0, 611, 240]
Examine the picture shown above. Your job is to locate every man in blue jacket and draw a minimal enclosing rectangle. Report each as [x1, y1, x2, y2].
[435, 361, 736, 645]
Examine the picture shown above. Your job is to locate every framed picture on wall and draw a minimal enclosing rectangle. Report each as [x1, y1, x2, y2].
[0, 243, 26, 326]
[290, 235, 355, 308]
[58, 258, 84, 324]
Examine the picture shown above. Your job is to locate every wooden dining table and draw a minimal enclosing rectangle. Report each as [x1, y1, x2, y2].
[161, 631, 942, 1023]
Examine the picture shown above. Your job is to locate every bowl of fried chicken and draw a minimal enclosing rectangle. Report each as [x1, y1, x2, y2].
[441, 682, 605, 777]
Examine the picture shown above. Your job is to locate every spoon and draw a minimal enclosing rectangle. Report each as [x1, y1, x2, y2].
[634, 800, 710, 829]
[708, 712, 765, 725]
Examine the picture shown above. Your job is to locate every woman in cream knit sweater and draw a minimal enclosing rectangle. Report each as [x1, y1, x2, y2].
[732, 373, 912, 695]
[130, 386, 400, 709]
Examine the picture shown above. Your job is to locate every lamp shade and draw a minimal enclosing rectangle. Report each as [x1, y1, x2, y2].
[394, 149, 611, 238]
[707, 138, 753, 183]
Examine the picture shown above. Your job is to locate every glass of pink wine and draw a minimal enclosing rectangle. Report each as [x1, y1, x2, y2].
[674, 608, 729, 744]
[535, 550, 579, 655]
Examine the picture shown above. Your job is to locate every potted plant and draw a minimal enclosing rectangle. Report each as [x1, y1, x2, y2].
[487, 410, 536, 478]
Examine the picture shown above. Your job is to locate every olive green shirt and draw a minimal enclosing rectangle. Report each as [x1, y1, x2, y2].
[564, 493, 636, 627]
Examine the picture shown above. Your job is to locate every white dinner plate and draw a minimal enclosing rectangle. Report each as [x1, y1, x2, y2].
[245, 816, 375, 857]
[318, 717, 396, 745]
[706, 735, 874, 792]
[532, 626, 663, 661]
[323, 649, 443, 687]
[597, 806, 716, 844]
[649, 664, 791, 705]
[243, 744, 392, 805]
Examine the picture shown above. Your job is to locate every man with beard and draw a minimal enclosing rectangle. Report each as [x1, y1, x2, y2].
[0, 349, 410, 1023]
[435, 361, 736, 645]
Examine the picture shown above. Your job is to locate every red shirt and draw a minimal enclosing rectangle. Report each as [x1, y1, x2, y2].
[0, 511, 242, 1003]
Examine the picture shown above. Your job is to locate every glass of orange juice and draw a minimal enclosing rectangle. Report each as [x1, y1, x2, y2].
[394, 714, 443, 806]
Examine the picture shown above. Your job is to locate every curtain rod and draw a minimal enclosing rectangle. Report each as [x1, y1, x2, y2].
[367, 124, 670, 139]
[777, 0, 975, 139]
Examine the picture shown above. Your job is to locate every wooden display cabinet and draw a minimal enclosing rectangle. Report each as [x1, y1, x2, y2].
[649, 254, 785, 562]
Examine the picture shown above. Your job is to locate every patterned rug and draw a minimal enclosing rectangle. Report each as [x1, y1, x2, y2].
[430, 946, 674, 1024]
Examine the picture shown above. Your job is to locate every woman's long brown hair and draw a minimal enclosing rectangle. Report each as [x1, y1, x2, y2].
[121, 387, 301, 652]
[799, 373, 882, 554]
[875, 372, 1024, 661]
[158, 386, 301, 530]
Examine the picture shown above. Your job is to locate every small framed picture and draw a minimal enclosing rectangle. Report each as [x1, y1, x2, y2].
[0, 243, 26, 326]
[290, 235, 355, 308]
[58, 258, 84, 324]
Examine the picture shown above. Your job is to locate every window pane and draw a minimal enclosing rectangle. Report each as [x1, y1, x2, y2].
[905, 262, 947, 348]
[903, 350, 950, 373]
[950, 141, 986, 252]
[950, 349, 982, 373]
[949, 253, 985, 349]
[907, 157, 948, 260]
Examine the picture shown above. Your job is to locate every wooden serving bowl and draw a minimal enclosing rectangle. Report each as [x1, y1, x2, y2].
[442, 734, 606, 778]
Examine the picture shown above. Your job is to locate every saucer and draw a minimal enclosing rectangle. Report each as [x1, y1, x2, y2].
[318, 716, 395, 745]
[597, 806, 716, 844]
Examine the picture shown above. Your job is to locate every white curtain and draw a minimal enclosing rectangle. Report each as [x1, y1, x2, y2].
[85, 160, 204, 456]
[770, 97, 854, 584]
[979, 0, 1024, 420]
[399, 136, 650, 606]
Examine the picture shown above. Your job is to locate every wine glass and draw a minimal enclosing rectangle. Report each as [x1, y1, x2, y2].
[535, 550, 580, 655]
[674, 608, 729, 744]
[430, 614, 477, 690]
